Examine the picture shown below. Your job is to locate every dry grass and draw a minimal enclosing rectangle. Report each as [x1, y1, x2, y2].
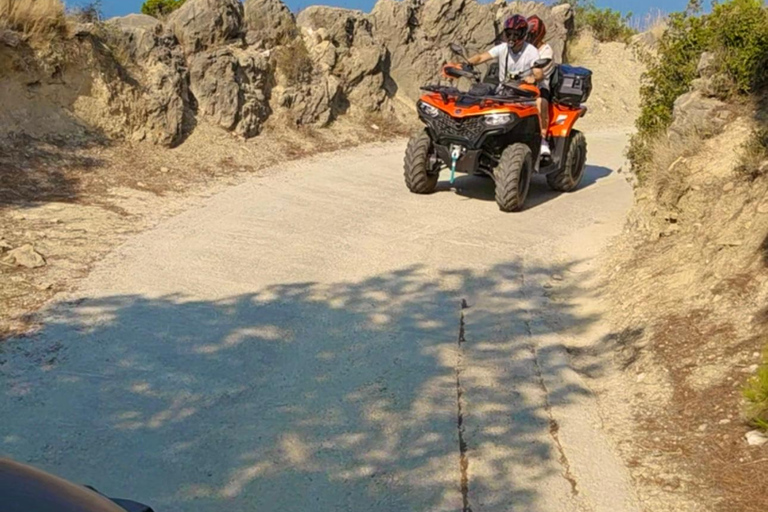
[274, 38, 313, 85]
[629, 8, 667, 34]
[737, 126, 768, 178]
[637, 132, 703, 209]
[565, 31, 598, 64]
[0, 0, 66, 37]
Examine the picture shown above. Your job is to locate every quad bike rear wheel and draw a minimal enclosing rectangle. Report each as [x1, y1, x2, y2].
[546, 130, 587, 192]
[494, 143, 533, 212]
[404, 130, 439, 194]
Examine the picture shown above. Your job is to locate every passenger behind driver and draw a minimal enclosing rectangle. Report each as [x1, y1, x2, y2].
[527, 15, 555, 157]
[466, 14, 540, 87]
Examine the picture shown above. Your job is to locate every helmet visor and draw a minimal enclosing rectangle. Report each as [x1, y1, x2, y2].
[504, 27, 527, 43]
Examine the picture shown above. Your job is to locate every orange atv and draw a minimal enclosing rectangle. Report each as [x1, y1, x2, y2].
[404, 44, 592, 212]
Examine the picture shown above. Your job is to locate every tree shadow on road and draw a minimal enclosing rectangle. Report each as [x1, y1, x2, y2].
[0, 260, 604, 512]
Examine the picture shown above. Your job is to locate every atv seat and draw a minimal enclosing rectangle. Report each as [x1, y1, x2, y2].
[499, 84, 538, 99]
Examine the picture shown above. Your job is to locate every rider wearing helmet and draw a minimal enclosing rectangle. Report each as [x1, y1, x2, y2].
[527, 15, 555, 157]
[467, 14, 541, 85]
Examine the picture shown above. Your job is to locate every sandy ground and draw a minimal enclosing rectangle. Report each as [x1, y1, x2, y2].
[0, 128, 640, 511]
[0, 119, 410, 339]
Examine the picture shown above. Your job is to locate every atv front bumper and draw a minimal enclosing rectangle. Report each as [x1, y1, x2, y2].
[433, 144, 483, 174]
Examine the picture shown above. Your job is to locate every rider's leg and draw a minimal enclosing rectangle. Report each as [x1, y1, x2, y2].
[537, 93, 551, 157]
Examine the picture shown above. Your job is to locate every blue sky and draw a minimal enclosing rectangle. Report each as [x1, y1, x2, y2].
[69, 0, 695, 21]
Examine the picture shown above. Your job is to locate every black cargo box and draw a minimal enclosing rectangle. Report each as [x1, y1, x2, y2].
[551, 64, 593, 107]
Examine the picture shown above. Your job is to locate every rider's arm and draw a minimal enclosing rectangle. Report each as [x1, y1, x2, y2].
[467, 52, 494, 66]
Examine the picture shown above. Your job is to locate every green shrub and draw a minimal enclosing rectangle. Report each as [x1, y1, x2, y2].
[141, 0, 185, 18]
[737, 126, 768, 178]
[628, 0, 768, 181]
[627, 3, 709, 180]
[707, 0, 768, 96]
[743, 349, 768, 430]
[558, 0, 637, 43]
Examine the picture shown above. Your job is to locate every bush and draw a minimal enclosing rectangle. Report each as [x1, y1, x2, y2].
[141, 0, 185, 18]
[558, 0, 637, 43]
[275, 38, 312, 85]
[743, 349, 768, 430]
[628, 0, 768, 180]
[707, 0, 768, 96]
[70, 1, 101, 23]
[0, 0, 66, 36]
[737, 126, 768, 178]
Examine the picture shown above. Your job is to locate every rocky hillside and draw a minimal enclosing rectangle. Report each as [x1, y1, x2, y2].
[0, 0, 574, 146]
[597, 11, 768, 511]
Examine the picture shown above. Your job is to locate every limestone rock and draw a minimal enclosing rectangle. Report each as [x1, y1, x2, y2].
[298, 7, 393, 114]
[109, 15, 190, 147]
[244, 0, 297, 47]
[0, 28, 21, 48]
[278, 74, 343, 127]
[169, 0, 244, 54]
[107, 14, 163, 62]
[668, 91, 733, 141]
[746, 430, 768, 447]
[697, 52, 717, 78]
[189, 47, 272, 137]
[2, 244, 46, 268]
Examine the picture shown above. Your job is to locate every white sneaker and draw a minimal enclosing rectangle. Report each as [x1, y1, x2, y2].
[540, 140, 551, 157]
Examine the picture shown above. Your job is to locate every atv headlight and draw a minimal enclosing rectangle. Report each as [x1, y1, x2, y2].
[484, 113, 512, 126]
[418, 101, 440, 118]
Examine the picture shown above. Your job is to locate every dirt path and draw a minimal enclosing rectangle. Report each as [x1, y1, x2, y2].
[1, 129, 638, 511]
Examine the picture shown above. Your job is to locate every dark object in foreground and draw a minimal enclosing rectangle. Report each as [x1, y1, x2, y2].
[0, 458, 154, 512]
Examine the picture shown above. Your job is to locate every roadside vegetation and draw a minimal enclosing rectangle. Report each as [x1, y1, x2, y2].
[627, 0, 768, 182]
[0, 0, 66, 36]
[141, 0, 186, 18]
[743, 350, 768, 430]
[274, 37, 313, 84]
[558, 0, 636, 43]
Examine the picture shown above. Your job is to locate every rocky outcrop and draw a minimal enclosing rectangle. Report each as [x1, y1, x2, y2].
[168, 0, 244, 54]
[278, 74, 342, 126]
[371, 0, 494, 102]
[668, 53, 734, 141]
[109, 14, 190, 146]
[298, 7, 394, 115]
[106, 13, 162, 61]
[1, 0, 575, 144]
[189, 47, 271, 137]
[244, 0, 296, 47]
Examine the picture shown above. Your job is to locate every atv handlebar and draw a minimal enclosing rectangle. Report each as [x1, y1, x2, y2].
[442, 63, 479, 80]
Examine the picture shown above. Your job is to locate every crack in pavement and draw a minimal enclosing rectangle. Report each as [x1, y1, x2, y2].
[520, 269, 580, 498]
[456, 298, 472, 512]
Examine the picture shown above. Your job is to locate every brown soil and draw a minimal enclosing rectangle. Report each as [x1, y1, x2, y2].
[596, 117, 768, 511]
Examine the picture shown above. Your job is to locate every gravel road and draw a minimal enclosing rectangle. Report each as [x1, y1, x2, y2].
[1, 130, 640, 512]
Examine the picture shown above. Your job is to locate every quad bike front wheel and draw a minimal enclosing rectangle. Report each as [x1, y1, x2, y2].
[404, 129, 439, 194]
[547, 130, 587, 192]
[494, 143, 533, 212]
